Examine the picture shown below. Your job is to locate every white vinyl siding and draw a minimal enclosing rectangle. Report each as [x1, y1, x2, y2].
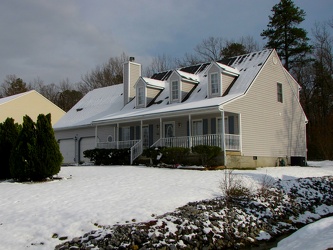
[222, 73, 235, 95]
[224, 51, 307, 158]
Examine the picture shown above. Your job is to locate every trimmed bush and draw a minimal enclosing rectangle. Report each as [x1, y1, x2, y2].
[83, 148, 130, 165]
[9, 114, 62, 181]
[10, 115, 37, 181]
[0, 118, 21, 179]
[35, 113, 63, 180]
[192, 145, 221, 166]
[161, 147, 190, 165]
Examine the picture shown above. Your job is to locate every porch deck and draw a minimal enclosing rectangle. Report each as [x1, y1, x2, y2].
[97, 134, 241, 164]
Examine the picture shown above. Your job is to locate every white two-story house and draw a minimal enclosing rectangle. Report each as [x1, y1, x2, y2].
[54, 49, 307, 168]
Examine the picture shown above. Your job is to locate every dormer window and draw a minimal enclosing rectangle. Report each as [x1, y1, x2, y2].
[210, 73, 219, 95]
[137, 86, 145, 106]
[171, 80, 179, 102]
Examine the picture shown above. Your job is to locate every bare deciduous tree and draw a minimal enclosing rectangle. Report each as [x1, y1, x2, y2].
[79, 53, 128, 94]
[194, 36, 224, 61]
[1, 75, 32, 97]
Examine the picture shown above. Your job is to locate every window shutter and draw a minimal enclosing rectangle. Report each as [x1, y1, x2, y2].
[149, 124, 154, 146]
[187, 121, 189, 136]
[130, 127, 134, 140]
[229, 116, 234, 134]
[203, 119, 208, 135]
[211, 118, 216, 134]
[136, 126, 140, 140]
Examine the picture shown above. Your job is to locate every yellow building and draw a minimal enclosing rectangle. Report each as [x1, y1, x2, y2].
[0, 90, 65, 125]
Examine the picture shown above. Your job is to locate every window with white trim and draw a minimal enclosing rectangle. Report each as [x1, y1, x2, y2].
[277, 83, 283, 103]
[137, 86, 145, 106]
[122, 127, 130, 141]
[171, 80, 179, 101]
[210, 73, 219, 95]
[217, 117, 229, 134]
[192, 120, 203, 136]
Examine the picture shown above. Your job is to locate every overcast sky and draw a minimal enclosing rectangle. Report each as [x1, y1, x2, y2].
[0, 0, 332, 85]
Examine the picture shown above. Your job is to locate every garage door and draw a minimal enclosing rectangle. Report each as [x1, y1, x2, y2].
[59, 139, 75, 165]
[80, 137, 96, 164]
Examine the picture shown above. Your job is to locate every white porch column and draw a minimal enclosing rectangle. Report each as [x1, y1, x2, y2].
[219, 107, 227, 166]
[188, 114, 192, 148]
[159, 117, 162, 139]
[116, 123, 119, 149]
[95, 125, 98, 148]
[239, 113, 242, 153]
[140, 120, 143, 146]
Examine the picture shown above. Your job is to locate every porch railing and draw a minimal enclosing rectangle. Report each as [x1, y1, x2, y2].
[130, 140, 143, 164]
[151, 134, 240, 151]
[97, 140, 139, 149]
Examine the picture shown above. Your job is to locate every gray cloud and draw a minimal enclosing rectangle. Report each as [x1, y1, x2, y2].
[0, 0, 332, 85]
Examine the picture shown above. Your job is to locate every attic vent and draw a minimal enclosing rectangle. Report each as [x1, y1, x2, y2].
[129, 57, 135, 62]
[76, 108, 83, 112]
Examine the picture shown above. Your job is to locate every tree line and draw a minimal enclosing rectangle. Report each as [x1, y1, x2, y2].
[0, 0, 332, 160]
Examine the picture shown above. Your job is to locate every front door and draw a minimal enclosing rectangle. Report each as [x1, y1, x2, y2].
[164, 122, 174, 147]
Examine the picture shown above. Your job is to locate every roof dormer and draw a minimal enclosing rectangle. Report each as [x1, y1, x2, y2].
[206, 62, 239, 98]
[135, 77, 164, 108]
[168, 70, 199, 104]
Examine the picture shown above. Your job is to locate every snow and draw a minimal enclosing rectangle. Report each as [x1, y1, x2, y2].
[0, 161, 332, 249]
[272, 216, 333, 250]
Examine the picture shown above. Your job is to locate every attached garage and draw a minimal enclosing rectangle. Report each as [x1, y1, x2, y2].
[59, 139, 75, 165]
[79, 137, 96, 164]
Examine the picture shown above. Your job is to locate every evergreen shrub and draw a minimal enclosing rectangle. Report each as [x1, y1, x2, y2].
[192, 145, 221, 166]
[0, 118, 21, 179]
[83, 148, 130, 165]
[35, 114, 63, 179]
[10, 115, 37, 181]
[9, 114, 62, 181]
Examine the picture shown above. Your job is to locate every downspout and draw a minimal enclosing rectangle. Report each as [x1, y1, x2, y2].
[219, 106, 227, 166]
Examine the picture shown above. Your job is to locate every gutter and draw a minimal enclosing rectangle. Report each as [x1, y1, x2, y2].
[91, 105, 220, 126]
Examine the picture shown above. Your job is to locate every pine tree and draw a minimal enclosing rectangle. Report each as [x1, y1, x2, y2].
[261, 0, 312, 71]
[0, 118, 20, 179]
[10, 115, 37, 181]
[35, 113, 63, 179]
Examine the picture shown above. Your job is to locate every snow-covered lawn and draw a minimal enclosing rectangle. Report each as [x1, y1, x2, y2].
[0, 161, 332, 250]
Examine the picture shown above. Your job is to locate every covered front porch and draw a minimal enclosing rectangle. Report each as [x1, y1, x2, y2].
[95, 111, 242, 164]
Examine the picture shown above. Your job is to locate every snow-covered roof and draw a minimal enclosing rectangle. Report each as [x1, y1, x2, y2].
[93, 49, 273, 124]
[142, 77, 165, 90]
[175, 70, 199, 83]
[0, 90, 34, 105]
[53, 84, 124, 129]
